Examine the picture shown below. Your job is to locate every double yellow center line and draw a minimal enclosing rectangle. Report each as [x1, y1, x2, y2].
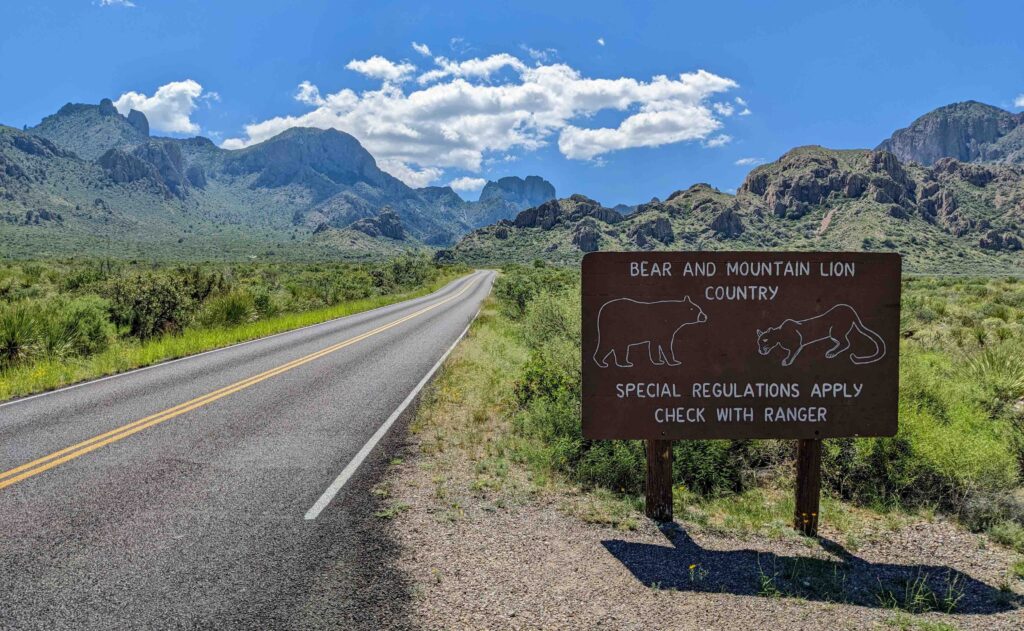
[0, 275, 478, 491]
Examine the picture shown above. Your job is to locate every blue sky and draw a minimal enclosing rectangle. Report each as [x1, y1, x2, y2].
[2, 1, 1023, 205]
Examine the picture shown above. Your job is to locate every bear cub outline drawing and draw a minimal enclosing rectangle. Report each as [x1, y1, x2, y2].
[756, 303, 886, 367]
[593, 297, 708, 368]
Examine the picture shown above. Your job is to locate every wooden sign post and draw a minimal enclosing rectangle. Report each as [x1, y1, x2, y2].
[581, 252, 901, 535]
[646, 439, 673, 521]
[794, 439, 822, 536]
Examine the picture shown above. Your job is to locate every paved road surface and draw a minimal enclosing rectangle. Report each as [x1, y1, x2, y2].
[0, 270, 494, 630]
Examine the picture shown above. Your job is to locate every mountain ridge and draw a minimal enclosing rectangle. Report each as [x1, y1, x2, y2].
[447, 144, 1024, 273]
[3, 97, 1024, 270]
[0, 99, 556, 258]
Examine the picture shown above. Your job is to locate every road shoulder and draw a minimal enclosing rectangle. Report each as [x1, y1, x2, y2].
[372, 299, 1024, 630]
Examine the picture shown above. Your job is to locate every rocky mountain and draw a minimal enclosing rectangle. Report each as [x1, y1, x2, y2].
[877, 101, 1024, 165]
[0, 99, 551, 258]
[480, 175, 555, 209]
[31, 99, 149, 160]
[449, 145, 1024, 274]
[445, 175, 558, 229]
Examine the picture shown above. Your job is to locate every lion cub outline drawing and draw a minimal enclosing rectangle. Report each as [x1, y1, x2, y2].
[593, 297, 708, 368]
[756, 303, 886, 367]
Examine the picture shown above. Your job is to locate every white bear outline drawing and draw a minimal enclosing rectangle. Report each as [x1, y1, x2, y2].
[756, 303, 886, 367]
[592, 297, 708, 368]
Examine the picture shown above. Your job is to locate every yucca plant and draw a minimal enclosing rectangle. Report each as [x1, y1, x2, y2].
[0, 304, 39, 368]
[964, 345, 1024, 407]
[36, 311, 80, 360]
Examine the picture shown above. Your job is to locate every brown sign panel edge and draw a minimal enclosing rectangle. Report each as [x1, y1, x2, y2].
[580, 251, 901, 441]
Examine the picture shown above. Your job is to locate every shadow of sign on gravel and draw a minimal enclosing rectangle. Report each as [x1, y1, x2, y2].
[602, 523, 1020, 614]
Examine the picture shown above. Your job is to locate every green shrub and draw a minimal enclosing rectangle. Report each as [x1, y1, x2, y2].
[988, 521, 1024, 553]
[62, 296, 116, 356]
[824, 351, 1019, 511]
[107, 273, 200, 339]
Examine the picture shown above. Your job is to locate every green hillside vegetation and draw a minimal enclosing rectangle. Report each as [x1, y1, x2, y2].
[435, 265, 1024, 550]
[450, 146, 1024, 274]
[0, 256, 466, 400]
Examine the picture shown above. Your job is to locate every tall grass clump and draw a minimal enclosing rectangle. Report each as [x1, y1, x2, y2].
[0, 303, 38, 368]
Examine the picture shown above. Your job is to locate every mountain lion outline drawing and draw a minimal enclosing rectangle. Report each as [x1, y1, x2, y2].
[756, 303, 886, 367]
[593, 297, 708, 368]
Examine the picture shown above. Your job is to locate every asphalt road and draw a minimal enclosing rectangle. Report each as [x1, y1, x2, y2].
[0, 270, 495, 630]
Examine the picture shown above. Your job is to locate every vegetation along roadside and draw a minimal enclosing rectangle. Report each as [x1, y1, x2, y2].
[0, 255, 468, 402]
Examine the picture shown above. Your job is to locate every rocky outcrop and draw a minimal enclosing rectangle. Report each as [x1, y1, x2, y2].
[866, 150, 916, 209]
[98, 148, 160, 186]
[348, 207, 405, 240]
[740, 147, 918, 219]
[741, 149, 843, 218]
[877, 101, 1024, 165]
[628, 217, 674, 248]
[186, 165, 207, 188]
[572, 219, 601, 252]
[479, 175, 556, 210]
[11, 133, 72, 159]
[98, 98, 119, 117]
[133, 141, 188, 198]
[710, 206, 744, 238]
[513, 195, 623, 230]
[931, 158, 995, 187]
[127, 109, 150, 137]
[979, 229, 1023, 251]
[514, 199, 563, 229]
[23, 208, 62, 224]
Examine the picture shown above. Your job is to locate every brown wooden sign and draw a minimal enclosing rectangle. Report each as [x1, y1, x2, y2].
[582, 251, 901, 441]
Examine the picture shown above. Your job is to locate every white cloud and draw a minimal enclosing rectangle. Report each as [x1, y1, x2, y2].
[295, 80, 325, 106]
[114, 79, 207, 134]
[412, 42, 432, 57]
[223, 54, 740, 186]
[99, 0, 135, 6]
[1015, 94, 1024, 108]
[734, 157, 763, 166]
[597, 37, 606, 46]
[345, 56, 417, 83]
[418, 53, 526, 84]
[448, 176, 487, 192]
[703, 134, 732, 148]
[377, 159, 442, 188]
[735, 96, 752, 115]
[521, 45, 557, 62]
[713, 102, 735, 116]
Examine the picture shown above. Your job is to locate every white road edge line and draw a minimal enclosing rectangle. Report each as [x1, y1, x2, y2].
[0, 272, 479, 411]
[304, 280, 489, 521]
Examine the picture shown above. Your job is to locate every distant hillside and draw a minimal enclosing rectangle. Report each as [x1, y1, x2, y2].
[447, 146, 1024, 274]
[0, 99, 553, 259]
[6, 96, 1024, 269]
[877, 101, 1024, 165]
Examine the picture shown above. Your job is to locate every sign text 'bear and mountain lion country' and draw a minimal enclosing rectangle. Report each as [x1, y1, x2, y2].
[582, 252, 902, 441]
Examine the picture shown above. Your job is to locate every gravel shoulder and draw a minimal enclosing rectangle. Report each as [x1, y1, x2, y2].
[369, 309, 1024, 631]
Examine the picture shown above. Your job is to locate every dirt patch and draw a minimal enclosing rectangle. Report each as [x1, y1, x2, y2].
[380, 455, 1022, 630]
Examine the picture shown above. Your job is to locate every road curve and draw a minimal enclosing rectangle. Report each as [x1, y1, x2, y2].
[0, 270, 495, 630]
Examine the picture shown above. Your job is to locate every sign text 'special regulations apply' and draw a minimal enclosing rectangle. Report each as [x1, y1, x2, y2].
[581, 252, 901, 440]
